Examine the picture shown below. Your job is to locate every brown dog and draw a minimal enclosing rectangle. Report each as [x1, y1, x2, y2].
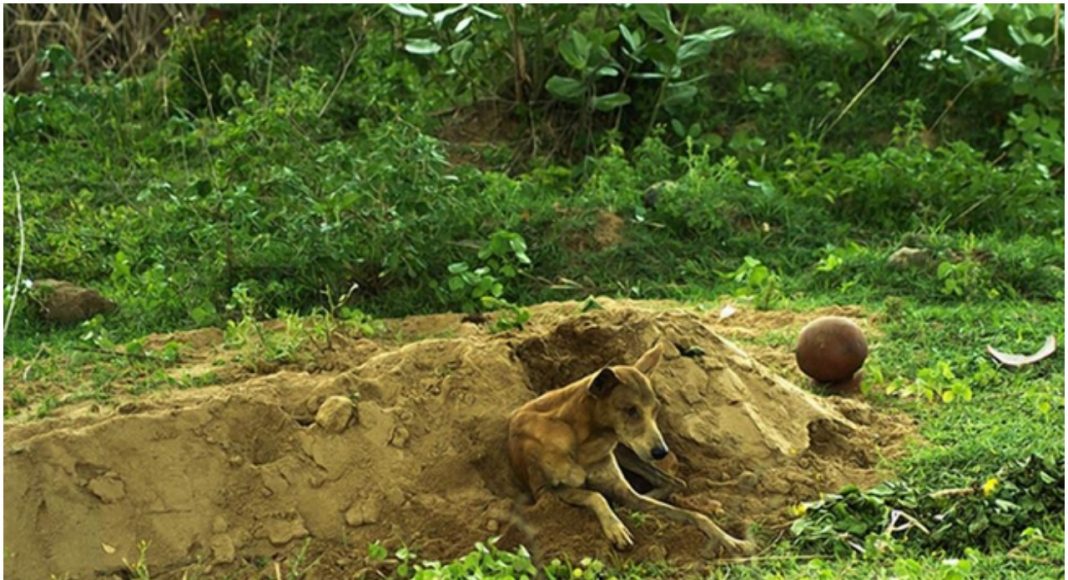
[507, 343, 753, 554]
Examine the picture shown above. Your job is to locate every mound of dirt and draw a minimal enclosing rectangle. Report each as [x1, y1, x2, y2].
[4, 300, 910, 578]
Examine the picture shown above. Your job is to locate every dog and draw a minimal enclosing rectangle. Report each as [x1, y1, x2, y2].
[507, 343, 754, 554]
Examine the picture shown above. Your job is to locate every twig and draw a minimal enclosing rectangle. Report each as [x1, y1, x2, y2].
[928, 486, 976, 499]
[21, 343, 50, 381]
[646, 12, 691, 139]
[930, 75, 979, 134]
[1053, 4, 1061, 70]
[318, 28, 361, 118]
[264, 5, 283, 100]
[188, 28, 216, 120]
[69, 344, 157, 361]
[820, 35, 911, 142]
[4, 172, 26, 339]
[720, 554, 824, 564]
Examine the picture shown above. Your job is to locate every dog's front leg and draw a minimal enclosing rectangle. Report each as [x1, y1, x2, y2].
[551, 487, 634, 550]
[588, 457, 754, 556]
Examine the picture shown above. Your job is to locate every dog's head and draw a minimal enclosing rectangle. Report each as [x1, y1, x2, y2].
[587, 343, 670, 462]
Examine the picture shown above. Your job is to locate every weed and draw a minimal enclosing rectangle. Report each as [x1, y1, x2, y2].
[123, 540, 151, 580]
[722, 256, 784, 311]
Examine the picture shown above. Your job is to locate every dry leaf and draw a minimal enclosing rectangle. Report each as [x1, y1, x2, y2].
[987, 335, 1057, 368]
[718, 305, 737, 320]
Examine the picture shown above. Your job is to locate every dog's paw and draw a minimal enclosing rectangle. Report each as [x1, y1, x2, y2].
[720, 535, 756, 556]
[604, 519, 634, 551]
[696, 519, 755, 556]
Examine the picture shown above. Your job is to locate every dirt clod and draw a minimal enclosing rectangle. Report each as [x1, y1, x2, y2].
[888, 246, 930, 268]
[315, 396, 355, 433]
[30, 279, 117, 325]
[4, 299, 910, 578]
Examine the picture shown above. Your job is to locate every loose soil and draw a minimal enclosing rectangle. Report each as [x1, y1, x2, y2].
[3, 299, 913, 579]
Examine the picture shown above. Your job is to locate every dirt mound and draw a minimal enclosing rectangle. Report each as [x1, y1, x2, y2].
[4, 301, 910, 578]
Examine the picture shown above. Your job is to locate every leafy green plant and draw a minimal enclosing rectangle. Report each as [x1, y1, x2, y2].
[885, 359, 989, 404]
[443, 230, 532, 331]
[123, 540, 152, 580]
[722, 256, 784, 310]
[790, 454, 1065, 556]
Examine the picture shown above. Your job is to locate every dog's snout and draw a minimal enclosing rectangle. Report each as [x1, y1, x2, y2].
[651, 446, 669, 460]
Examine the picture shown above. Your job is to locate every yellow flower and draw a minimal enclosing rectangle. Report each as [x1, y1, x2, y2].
[790, 503, 808, 517]
[982, 477, 999, 496]
[572, 568, 584, 578]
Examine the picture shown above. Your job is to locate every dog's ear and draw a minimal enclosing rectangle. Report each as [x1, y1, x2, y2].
[634, 343, 664, 375]
[588, 368, 620, 398]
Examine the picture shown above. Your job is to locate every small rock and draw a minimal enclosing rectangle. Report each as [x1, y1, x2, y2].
[315, 396, 355, 433]
[389, 426, 410, 448]
[212, 515, 229, 534]
[737, 471, 758, 492]
[485, 519, 499, 533]
[344, 496, 382, 527]
[888, 246, 930, 268]
[117, 402, 138, 414]
[265, 517, 308, 546]
[211, 534, 235, 563]
[228, 455, 244, 467]
[87, 472, 126, 503]
[30, 279, 117, 325]
[336, 558, 351, 567]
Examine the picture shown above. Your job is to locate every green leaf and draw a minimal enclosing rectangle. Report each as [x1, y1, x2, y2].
[404, 39, 443, 55]
[389, 3, 429, 18]
[960, 26, 987, 42]
[987, 48, 1030, 73]
[455, 15, 474, 33]
[1018, 42, 1049, 65]
[671, 118, 686, 137]
[946, 4, 983, 32]
[636, 4, 679, 39]
[447, 262, 469, 274]
[450, 39, 474, 63]
[591, 92, 632, 112]
[560, 29, 592, 71]
[662, 83, 698, 108]
[471, 5, 500, 19]
[619, 23, 644, 53]
[678, 27, 735, 66]
[545, 75, 586, 101]
[432, 4, 467, 27]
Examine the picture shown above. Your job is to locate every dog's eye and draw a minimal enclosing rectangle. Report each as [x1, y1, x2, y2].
[626, 406, 640, 419]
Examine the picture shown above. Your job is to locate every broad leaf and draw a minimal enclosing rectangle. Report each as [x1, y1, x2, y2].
[677, 28, 736, 67]
[449, 39, 474, 63]
[390, 3, 429, 18]
[560, 29, 592, 71]
[545, 76, 586, 101]
[619, 23, 644, 53]
[432, 4, 467, 27]
[987, 47, 1030, 73]
[960, 26, 987, 43]
[455, 15, 474, 33]
[636, 4, 679, 39]
[404, 38, 443, 55]
[662, 82, 698, 108]
[591, 92, 632, 112]
[946, 4, 983, 32]
[471, 5, 500, 19]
